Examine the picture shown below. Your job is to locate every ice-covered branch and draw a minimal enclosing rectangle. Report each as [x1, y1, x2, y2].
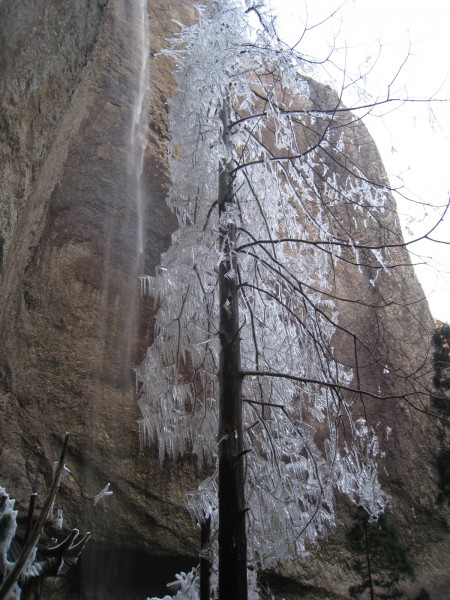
[137, 1, 393, 593]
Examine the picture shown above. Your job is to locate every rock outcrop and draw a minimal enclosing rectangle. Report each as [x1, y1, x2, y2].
[0, 1, 449, 598]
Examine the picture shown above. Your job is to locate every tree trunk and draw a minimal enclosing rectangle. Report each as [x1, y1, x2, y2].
[217, 98, 248, 600]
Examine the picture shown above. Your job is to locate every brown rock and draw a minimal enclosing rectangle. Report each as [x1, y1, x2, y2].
[1, 1, 449, 598]
[1, 1, 198, 594]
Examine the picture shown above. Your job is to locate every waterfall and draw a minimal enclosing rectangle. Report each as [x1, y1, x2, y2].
[129, 0, 149, 260]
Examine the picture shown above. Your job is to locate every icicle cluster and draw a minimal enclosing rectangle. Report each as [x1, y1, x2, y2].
[137, 0, 389, 581]
[147, 567, 200, 600]
[0, 486, 17, 575]
[0, 486, 18, 598]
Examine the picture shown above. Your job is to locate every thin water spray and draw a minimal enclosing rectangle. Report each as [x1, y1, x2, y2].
[129, 0, 149, 259]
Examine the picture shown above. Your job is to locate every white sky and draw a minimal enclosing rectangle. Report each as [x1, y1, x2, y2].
[270, 0, 450, 322]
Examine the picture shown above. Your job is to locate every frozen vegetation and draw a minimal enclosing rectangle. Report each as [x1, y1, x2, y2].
[137, 0, 391, 597]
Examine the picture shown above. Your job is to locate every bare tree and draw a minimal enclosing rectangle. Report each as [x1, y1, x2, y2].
[138, 2, 446, 598]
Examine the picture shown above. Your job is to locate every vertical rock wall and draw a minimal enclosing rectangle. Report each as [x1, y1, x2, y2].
[0, 1, 198, 595]
[0, 1, 449, 598]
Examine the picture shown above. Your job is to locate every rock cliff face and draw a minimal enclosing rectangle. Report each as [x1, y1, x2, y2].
[0, 1, 448, 598]
[0, 1, 199, 596]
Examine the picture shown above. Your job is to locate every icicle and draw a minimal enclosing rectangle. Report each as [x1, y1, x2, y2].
[56, 508, 63, 530]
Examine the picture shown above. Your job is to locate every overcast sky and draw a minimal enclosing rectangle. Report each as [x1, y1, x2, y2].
[270, 0, 450, 322]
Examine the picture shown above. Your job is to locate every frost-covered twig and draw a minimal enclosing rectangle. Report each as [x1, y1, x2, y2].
[0, 433, 70, 600]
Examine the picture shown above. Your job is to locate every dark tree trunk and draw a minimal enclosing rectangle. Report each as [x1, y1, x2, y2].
[217, 99, 248, 600]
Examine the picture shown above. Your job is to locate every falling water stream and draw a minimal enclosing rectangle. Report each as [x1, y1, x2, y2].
[129, 0, 150, 261]
[74, 0, 160, 600]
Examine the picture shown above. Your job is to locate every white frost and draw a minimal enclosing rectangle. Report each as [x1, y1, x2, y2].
[137, 0, 389, 586]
